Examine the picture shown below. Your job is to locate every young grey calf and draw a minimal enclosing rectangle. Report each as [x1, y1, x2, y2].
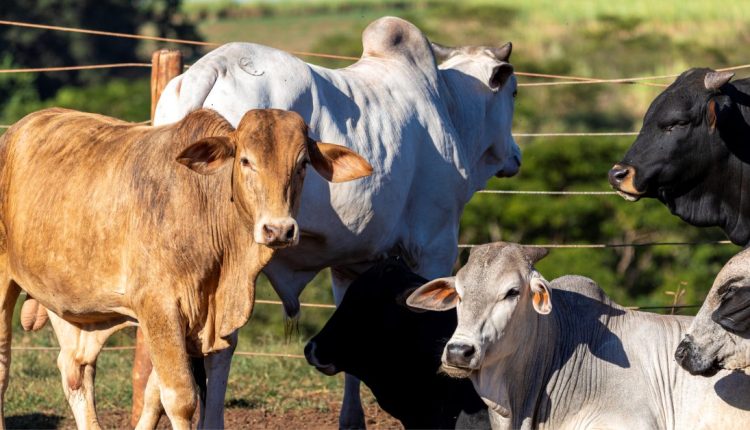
[408, 242, 750, 429]
[676, 247, 750, 376]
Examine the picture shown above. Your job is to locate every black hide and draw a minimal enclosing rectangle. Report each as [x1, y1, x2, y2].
[612, 68, 750, 245]
[305, 259, 490, 429]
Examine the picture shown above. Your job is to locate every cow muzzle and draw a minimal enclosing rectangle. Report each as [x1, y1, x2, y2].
[675, 335, 722, 376]
[255, 217, 299, 248]
[608, 164, 643, 201]
[442, 341, 479, 378]
[304, 341, 339, 376]
[495, 152, 521, 178]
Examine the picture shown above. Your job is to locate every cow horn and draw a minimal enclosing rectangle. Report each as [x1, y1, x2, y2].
[430, 42, 458, 63]
[490, 42, 512, 62]
[522, 246, 549, 264]
[704, 71, 734, 91]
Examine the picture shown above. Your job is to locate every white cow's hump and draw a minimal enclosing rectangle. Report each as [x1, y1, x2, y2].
[360, 16, 435, 68]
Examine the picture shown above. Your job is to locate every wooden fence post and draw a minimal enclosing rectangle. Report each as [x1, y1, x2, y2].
[131, 48, 183, 428]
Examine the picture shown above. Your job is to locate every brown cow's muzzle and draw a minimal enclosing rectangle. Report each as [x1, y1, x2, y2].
[255, 217, 299, 249]
[608, 164, 643, 202]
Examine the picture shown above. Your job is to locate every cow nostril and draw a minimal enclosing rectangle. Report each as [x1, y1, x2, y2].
[285, 224, 296, 241]
[262, 224, 278, 241]
[675, 341, 690, 362]
[461, 345, 475, 358]
[611, 168, 629, 182]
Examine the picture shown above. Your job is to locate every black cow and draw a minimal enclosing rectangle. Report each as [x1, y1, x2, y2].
[609, 68, 750, 245]
[305, 258, 490, 429]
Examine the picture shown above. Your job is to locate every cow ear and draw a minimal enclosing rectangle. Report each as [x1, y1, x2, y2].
[712, 287, 750, 336]
[307, 139, 373, 183]
[395, 280, 431, 313]
[530, 276, 552, 315]
[176, 136, 235, 175]
[406, 277, 459, 311]
[489, 63, 514, 90]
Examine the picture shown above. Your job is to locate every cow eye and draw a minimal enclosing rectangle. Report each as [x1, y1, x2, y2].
[240, 157, 256, 171]
[504, 288, 520, 299]
[663, 120, 690, 132]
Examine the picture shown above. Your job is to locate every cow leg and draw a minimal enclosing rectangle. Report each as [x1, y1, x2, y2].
[47, 312, 130, 430]
[0, 270, 20, 430]
[332, 270, 365, 430]
[197, 330, 238, 429]
[134, 369, 164, 430]
[137, 301, 195, 430]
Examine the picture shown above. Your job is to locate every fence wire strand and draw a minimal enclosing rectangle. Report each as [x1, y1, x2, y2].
[0, 63, 151, 73]
[2, 19, 750, 85]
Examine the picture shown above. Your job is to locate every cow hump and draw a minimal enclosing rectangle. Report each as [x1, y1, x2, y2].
[361, 16, 434, 67]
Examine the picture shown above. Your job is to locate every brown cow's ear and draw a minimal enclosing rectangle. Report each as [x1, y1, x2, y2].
[530, 276, 552, 315]
[176, 137, 235, 175]
[308, 139, 373, 183]
[406, 277, 459, 311]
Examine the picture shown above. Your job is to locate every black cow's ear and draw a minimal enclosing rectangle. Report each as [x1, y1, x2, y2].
[712, 287, 750, 336]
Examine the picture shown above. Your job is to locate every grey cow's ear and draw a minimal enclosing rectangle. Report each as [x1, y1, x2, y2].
[307, 139, 373, 183]
[176, 136, 235, 175]
[530, 275, 552, 315]
[406, 277, 459, 311]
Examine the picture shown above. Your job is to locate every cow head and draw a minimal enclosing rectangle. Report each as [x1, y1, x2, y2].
[304, 258, 428, 377]
[407, 242, 550, 378]
[432, 41, 521, 182]
[676, 248, 750, 376]
[608, 68, 750, 243]
[177, 109, 372, 248]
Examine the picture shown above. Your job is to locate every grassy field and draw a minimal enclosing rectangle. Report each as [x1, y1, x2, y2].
[5, 0, 750, 425]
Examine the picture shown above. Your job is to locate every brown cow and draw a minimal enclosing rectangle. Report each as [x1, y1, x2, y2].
[0, 107, 371, 429]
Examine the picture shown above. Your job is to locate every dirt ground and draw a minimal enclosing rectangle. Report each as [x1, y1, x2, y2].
[6, 404, 404, 429]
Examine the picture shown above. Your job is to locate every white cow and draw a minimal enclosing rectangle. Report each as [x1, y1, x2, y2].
[408, 242, 750, 429]
[154, 16, 520, 428]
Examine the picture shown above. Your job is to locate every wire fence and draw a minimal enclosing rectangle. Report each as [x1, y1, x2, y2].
[0, 18, 734, 361]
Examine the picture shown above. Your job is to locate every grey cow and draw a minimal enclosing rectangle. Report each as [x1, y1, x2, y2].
[408, 242, 750, 429]
[676, 247, 750, 376]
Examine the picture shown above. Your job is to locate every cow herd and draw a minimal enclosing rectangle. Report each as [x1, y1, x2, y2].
[0, 14, 748, 430]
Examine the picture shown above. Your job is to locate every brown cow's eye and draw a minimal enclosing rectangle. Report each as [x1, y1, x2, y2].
[240, 157, 250, 167]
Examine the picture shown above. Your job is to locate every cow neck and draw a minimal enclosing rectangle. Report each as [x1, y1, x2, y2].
[435, 68, 481, 194]
[718, 86, 750, 245]
[472, 300, 559, 427]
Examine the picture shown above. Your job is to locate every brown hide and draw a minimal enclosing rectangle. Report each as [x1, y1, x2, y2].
[0, 108, 313, 354]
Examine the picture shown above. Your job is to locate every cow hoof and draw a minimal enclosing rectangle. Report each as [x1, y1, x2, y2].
[339, 408, 366, 430]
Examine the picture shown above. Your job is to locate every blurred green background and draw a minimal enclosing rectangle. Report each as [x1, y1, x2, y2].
[1, 0, 748, 425]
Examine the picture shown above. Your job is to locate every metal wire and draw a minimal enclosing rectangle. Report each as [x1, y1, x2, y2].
[458, 241, 735, 249]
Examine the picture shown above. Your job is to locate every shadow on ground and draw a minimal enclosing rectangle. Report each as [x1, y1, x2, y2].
[6, 413, 63, 429]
